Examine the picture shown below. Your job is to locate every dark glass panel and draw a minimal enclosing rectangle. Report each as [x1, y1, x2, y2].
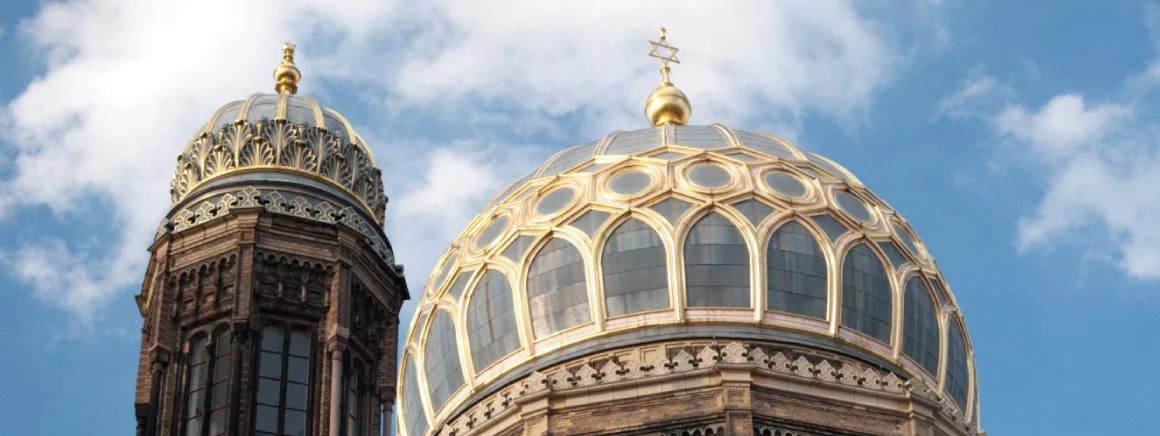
[423, 311, 465, 412]
[261, 327, 283, 352]
[903, 278, 941, 376]
[467, 270, 521, 372]
[527, 238, 591, 337]
[285, 382, 308, 410]
[766, 221, 827, 318]
[731, 199, 773, 228]
[402, 358, 428, 436]
[609, 170, 652, 195]
[673, 125, 728, 149]
[259, 352, 282, 378]
[835, 191, 871, 222]
[841, 243, 893, 343]
[878, 241, 907, 269]
[475, 216, 509, 248]
[445, 271, 474, 301]
[536, 187, 575, 215]
[501, 235, 535, 263]
[603, 219, 669, 316]
[893, 223, 921, 257]
[256, 379, 280, 406]
[254, 405, 279, 433]
[569, 210, 610, 238]
[688, 164, 731, 188]
[946, 319, 970, 408]
[289, 331, 310, 357]
[684, 213, 751, 307]
[649, 197, 692, 225]
[605, 128, 659, 155]
[208, 410, 226, 436]
[809, 214, 847, 242]
[734, 131, 797, 159]
[764, 172, 807, 198]
[283, 409, 307, 435]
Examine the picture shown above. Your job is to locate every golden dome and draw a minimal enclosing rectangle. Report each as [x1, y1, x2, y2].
[161, 44, 395, 270]
[397, 124, 979, 436]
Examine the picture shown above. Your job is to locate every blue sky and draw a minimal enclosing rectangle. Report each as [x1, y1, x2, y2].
[1, 0, 1158, 434]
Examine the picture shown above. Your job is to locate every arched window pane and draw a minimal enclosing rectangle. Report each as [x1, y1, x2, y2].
[186, 337, 209, 436]
[209, 330, 232, 436]
[423, 311, 464, 412]
[401, 357, 428, 436]
[466, 270, 521, 372]
[946, 318, 970, 408]
[841, 243, 892, 343]
[766, 221, 827, 318]
[526, 238, 591, 338]
[603, 219, 669, 317]
[902, 278, 940, 376]
[684, 213, 750, 308]
[346, 364, 361, 436]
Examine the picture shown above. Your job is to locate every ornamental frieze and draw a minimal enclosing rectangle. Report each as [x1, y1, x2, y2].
[169, 119, 386, 223]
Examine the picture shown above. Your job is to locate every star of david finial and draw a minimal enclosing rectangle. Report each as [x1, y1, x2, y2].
[648, 27, 681, 84]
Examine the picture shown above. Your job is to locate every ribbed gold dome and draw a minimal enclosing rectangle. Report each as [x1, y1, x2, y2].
[396, 124, 979, 436]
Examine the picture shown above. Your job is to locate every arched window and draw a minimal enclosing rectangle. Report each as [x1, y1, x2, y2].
[946, 317, 970, 408]
[841, 243, 892, 343]
[343, 361, 363, 436]
[526, 237, 590, 338]
[466, 269, 520, 372]
[766, 221, 827, 318]
[902, 277, 940, 376]
[254, 325, 312, 436]
[401, 357, 427, 436]
[602, 218, 669, 317]
[684, 212, 750, 308]
[423, 311, 464, 413]
[185, 328, 232, 436]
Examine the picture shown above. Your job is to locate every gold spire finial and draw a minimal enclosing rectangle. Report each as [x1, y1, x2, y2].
[645, 27, 691, 126]
[273, 41, 301, 95]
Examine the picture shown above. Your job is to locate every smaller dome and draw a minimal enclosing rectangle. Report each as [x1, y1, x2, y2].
[169, 92, 386, 223]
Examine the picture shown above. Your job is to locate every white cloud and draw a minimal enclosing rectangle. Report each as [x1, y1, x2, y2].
[0, 0, 941, 332]
[993, 95, 1130, 160]
[947, 59, 1160, 279]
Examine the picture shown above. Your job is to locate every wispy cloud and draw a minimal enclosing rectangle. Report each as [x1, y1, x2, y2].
[941, 5, 1160, 279]
[0, 0, 945, 333]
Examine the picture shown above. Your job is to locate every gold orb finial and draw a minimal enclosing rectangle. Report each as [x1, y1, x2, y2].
[645, 27, 690, 126]
[273, 41, 301, 95]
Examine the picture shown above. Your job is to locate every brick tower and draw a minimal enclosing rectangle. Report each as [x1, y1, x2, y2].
[133, 43, 408, 436]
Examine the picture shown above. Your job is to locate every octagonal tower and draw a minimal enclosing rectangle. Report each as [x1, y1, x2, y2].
[133, 44, 408, 436]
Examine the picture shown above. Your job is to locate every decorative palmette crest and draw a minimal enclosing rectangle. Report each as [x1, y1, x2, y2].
[168, 119, 386, 223]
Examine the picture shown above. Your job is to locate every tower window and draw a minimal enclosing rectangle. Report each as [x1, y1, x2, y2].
[344, 361, 363, 436]
[526, 237, 591, 337]
[254, 325, 313, 436]
[903, 277, 941, 376]
[602, 218, 669, 317]
[185, 328, 232, 436]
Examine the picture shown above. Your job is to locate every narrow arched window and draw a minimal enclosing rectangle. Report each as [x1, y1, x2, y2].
[526, 237, 590, 338]
[423, 311, 464, 413]
[946, 317, 970, 408]
[602, 218, 669, 317]
[185, 329, 232, 436]
[902, 277, 940, 376]
[766, 221, 827, 318]
[401, 357, 427, 436]
[254, 325, 313, 436]
[841, 243, 892, 343]
[344, 361, 363, 436]
[466, 269, 520, 372]
[684, 212, 750, 308]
